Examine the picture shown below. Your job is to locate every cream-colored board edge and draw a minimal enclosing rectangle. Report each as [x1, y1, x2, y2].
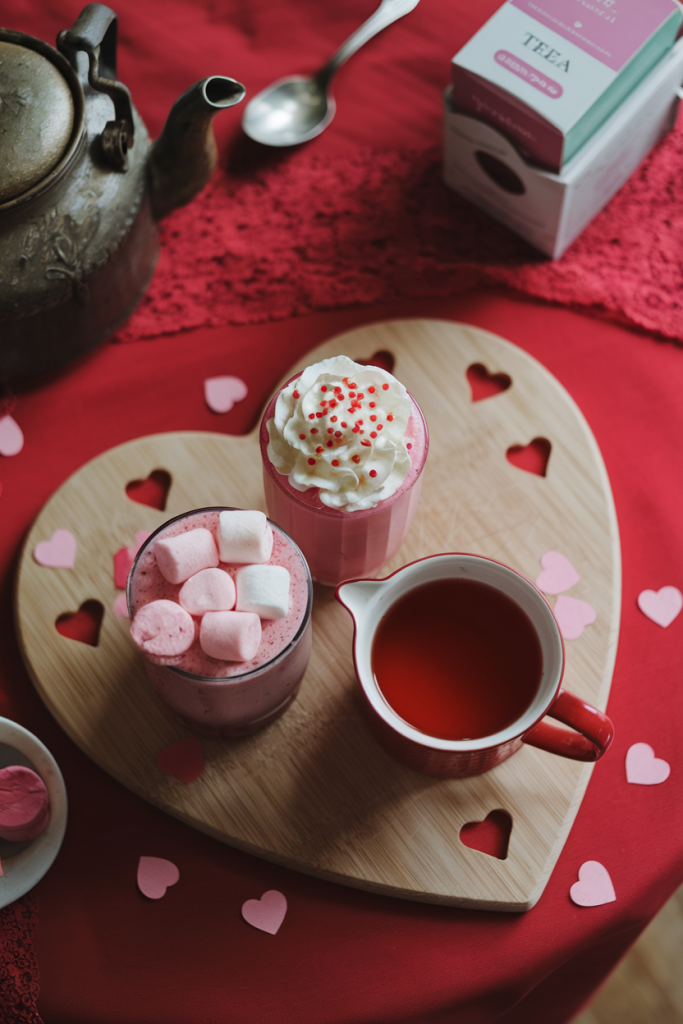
[15, 320, 620, 911]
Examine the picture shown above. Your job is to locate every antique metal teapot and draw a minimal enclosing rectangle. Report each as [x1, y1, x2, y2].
[0, 4, 245, 379]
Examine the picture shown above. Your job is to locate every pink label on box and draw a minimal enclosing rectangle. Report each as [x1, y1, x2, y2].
[510, 0, 678, 72]
[495, 50, 564, 96]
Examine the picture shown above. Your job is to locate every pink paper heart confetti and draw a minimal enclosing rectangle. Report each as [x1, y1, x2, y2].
[241, 890, 287, 934]
[113, 593, 129, 618]
[570, 861, 616, 907]
[536, 551, 580, 595]
[204, 376, 248, 414]
[156, 738, 204, 783]
[0, 414, 24, 457]
[137, 856, 179, 899]
[637, 587, 682, 628]
[33, 529, 77, 569]
[553, 595, 596, 640]
[626, 742, 670, 785]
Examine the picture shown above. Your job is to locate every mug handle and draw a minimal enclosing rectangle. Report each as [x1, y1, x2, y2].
[522, 689, 614, 762]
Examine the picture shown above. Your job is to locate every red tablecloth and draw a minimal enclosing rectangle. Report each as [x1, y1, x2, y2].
[3, 2, 683, 1023]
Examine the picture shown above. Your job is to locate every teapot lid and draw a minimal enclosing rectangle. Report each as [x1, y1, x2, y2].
[0, 40, 75, 203]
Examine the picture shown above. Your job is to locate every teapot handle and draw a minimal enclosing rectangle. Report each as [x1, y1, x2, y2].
[57, 4, 135, 171]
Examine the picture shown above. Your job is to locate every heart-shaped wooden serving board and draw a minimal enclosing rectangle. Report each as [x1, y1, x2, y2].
[14, 320, 620, 911]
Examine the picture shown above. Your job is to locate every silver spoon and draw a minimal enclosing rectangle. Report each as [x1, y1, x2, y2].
[242, 0, 421, 147]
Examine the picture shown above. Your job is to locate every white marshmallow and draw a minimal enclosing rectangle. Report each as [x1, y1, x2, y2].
[178, 568, 236, 615]
[235, 564, 290, 620]
[218, 510, 273, 564]
[154, 528, 219, 585]
[200, 611, 261, 662]
[130, 600, 195, 657]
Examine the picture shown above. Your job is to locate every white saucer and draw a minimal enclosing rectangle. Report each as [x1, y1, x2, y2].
[0, 718, 67, 908]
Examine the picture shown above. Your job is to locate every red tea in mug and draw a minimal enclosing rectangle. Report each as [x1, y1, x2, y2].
[371, 578, 543, 741]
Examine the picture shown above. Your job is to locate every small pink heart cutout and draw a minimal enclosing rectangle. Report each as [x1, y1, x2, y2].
[0, 415, 24, 457]
[626, 742, 670, 785]
[137, 856, 179, 899]
[570, 861, 616, 907]
[204, 376, 248, 414]
[536, 551, 580, 595]
[553, 595, 596, 640]
[637, 587, 682, 628]
[33, 529, 77, 569]
[241, 890, 287, 934]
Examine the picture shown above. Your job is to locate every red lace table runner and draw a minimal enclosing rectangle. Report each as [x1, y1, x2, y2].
[0, 894, 41, 1024]
[118, 128, 683, 346]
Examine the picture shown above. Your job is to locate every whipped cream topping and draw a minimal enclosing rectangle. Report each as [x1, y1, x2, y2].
[266, 355, 413, 511]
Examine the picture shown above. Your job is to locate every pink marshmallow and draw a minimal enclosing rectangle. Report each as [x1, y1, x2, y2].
[154, 528, 219, 585]
[130, 599, 195, 657]
[218, 510, 273, 564]
[0, 766, 50, 842]
[179, 568, 236, 615]
[200, 611, 261, 662]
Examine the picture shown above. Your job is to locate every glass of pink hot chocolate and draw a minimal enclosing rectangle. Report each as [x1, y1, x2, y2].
[260, 355, 428, 586]
[127, 507, 313, 736]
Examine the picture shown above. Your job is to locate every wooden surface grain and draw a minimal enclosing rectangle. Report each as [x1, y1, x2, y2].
[14, 319, 621, 911]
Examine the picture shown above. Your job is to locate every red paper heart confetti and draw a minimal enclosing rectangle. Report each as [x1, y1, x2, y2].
[0, 414, 24, 457]
[625, 742, 670, 785]
[536, 551, 580, 595]
[137, 856, 180, 899]
[553, 595, 596, 640]
[156, 738, 204, 783]
[241, 890, 287, 934]
[570, 861, 616, 907]
[637, 587, 682, 628]
[459, 810, 512, 860]
[113, 594, 129, 618]
[113, 531, 152, 589]
[33, 529, 77, 568]
[113, 547, 134, 589]
[55, 600, 104, 646]
[506, 437, 551, 477]
[466, 363, 512, 402]
[204, 376, 248, 414]
[125, 470, 171, 511]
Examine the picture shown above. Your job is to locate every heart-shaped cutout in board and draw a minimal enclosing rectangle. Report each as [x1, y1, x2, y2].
[137, 856, 180, 899]
[55, 600, 104, 646]
[466, 363, 512, 402]
[241, 890, 287, 934]
[506, 437, 551, 477]
[125, 469, 171, 511]
[157, 738, 204, 783]
[459, 810, 512, 860]
[356, 350, 395, 374]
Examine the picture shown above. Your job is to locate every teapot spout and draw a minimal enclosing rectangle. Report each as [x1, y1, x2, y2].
[149, 76, 245, 221]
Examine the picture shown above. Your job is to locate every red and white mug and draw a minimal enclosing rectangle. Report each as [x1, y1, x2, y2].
[336, 553, 614, 778]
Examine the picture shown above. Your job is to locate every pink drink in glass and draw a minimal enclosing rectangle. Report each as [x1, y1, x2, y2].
[260, 366, 428, 587]
[127, 507, 313, 736]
